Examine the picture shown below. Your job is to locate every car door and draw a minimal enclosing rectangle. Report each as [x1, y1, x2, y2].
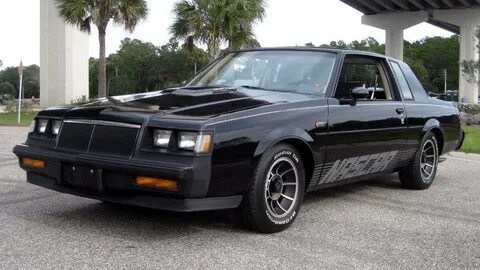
[315, 54, 410, 186]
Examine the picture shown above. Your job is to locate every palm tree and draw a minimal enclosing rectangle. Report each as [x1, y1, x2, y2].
[171, 0, 266, 60]
[56, 0, 148, 98]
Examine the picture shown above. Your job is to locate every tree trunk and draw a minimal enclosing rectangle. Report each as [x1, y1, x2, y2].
[98, 27, 107, 98]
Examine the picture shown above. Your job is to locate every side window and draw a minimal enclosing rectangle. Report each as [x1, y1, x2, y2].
[390, 61, 414, 100]
[334, 57, 394, 100]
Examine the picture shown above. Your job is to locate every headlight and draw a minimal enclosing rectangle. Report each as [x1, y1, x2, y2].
[37, 119, 48, 134]
[178, 132, 212, 153]
[51, 120, 62, 135]
[153, 129, 172, 147]
[28, 121, 35, 133]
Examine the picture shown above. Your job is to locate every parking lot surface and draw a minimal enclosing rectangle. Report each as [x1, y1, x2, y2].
[0, 126, 479, 269]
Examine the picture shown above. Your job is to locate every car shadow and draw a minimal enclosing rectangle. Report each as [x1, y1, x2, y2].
[24, 174, 401, 237]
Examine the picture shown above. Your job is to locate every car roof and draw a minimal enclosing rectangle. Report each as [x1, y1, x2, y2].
[233, 47, 393, 61]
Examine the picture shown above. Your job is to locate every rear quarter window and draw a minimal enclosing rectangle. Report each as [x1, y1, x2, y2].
[397, 61, 429, 101]
[390, 61, 414, 100]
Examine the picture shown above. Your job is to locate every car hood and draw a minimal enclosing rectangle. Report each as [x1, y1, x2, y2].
[38, 86, 319, 123]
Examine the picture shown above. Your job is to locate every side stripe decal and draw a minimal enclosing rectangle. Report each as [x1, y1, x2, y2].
[308, 149, 417, 191]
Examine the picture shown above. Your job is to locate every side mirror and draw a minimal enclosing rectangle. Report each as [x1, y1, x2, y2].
[350, 87, 370, 106]
[351, 87, 370, 99]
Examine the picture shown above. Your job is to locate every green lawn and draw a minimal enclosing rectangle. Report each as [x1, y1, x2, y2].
[0, 112, 36, 126]
[461, 125, 480, 154]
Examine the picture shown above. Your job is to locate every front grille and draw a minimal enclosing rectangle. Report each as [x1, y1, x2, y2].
[56, 120, 140, 157]
[57, 122, 94, 152]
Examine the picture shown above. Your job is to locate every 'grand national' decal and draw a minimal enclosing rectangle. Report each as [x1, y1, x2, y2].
[319, 151, 398, 184]
[308, 150, 405, 190]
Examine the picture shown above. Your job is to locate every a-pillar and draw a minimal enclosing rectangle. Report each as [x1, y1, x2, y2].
[40, 0, 89, 107]
[433, 9, 480, 104]
[361, 11, 428, 61]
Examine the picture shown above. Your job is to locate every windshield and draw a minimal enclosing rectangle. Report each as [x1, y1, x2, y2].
[187, 50, 337, 96]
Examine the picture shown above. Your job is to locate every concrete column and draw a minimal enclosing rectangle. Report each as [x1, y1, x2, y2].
[433, 9, 480, 104]
[40, 0, 89, 108]
[362, 11, 428, 61]
[459, 24, 478, 103]
[385, 29, 404, 61]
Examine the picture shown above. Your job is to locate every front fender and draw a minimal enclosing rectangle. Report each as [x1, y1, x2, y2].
[253, 126, 314, 158]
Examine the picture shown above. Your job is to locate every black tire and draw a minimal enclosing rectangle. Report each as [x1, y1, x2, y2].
[399, 132, 439, 190]
[236, 144, 305, 233]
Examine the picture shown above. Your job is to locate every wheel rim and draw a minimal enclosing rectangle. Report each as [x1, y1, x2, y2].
[264, 157, 299, 219]
[420, 139, 437, 182]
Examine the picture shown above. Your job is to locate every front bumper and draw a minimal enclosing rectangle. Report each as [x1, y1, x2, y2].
[13, 144, 242, 212]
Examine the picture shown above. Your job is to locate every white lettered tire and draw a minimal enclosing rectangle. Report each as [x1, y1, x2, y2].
[399, 132, 439, 190]
[236, 144, 305, 233]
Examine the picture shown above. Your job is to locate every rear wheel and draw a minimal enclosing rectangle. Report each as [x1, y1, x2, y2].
[399, 132, 439, 190]
[237, 144, 305, 233]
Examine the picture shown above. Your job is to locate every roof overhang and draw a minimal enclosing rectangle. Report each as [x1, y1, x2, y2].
[340, 0, 480, 34]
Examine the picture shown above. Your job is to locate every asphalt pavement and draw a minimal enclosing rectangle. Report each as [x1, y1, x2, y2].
[0, 126, 479, 269]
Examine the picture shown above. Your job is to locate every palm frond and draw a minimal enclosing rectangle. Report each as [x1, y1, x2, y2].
[113, 0, 149, 32]
[55, 0, 92, 33]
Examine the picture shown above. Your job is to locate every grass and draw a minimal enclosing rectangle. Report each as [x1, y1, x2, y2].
[461, 125, 480, 154]
[0, 112, 36, 126]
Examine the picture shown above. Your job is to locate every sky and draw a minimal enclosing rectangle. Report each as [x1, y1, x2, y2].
[0, 0, 453, 69]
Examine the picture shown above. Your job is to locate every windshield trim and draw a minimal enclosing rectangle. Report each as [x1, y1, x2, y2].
[186, 50, 338, 97]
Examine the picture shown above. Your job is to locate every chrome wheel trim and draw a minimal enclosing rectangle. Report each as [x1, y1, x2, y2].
[420, 139, 437, 182]
[264, 157, 299, 219]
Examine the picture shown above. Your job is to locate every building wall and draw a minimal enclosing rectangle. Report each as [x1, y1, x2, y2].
[40, 0, 89, 107]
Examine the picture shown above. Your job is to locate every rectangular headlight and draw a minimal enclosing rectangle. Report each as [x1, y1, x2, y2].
[51, 120, 62, 135]
[37, 119, 48, 134]
[178, 132, 212, 153]
[153, 129, 172, 147]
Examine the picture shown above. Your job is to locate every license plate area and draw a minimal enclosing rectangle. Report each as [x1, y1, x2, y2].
[62, 164, 103, 191]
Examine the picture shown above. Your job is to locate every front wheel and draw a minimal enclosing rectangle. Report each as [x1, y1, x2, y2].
[236, 144, 305, 233]
[399, 132, 439, 190]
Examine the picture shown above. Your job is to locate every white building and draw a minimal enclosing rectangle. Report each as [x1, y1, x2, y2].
[40, 0, 89, 108]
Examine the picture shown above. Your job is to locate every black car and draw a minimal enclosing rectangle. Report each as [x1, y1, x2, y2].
[13, 48, 464, 233]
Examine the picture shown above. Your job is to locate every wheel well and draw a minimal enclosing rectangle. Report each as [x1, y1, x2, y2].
[429, 128, 444, 154]
[281, 138, 315, 190]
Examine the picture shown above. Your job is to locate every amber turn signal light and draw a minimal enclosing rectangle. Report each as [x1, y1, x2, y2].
[22, 158, 45, 169]
[135, 176, 178, 191]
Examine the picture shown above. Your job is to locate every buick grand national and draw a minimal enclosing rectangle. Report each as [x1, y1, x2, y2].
[13, 48, 464, 233]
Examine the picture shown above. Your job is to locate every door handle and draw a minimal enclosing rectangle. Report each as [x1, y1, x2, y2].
[396, 108, 406, 125]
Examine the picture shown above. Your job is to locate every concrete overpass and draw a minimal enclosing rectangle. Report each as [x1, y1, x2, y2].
[341, 0, 480, 103]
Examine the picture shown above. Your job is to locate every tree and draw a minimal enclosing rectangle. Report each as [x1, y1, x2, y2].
[110, 38, 160, 95]
[55, 0, 148, 98]
[405, 36, 459, 92]
[0, 82, 15, 96]
[170, 0, 266, 60]
[88, 38, 210, 96]
[461, 26, 480, 95]
[22, 65, 40, 98]
[0, 67, 19, 94]
[0, 65, 41, 98]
